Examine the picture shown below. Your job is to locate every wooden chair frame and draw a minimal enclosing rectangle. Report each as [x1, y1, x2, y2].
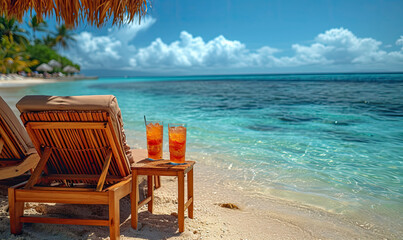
[8, 115, 132, 240]
[0, 147, 39, 179]
[0, 115, 39, 180]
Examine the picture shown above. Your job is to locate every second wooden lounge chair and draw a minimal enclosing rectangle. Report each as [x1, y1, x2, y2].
[0, 96, 39, 180]
[9, 95, 135, 240]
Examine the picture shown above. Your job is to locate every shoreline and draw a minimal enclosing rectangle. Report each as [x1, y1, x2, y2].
[191, 161, 400, 239]
[0, 75, 97, 88]
[0, 157, 397, 239]
[0, 76, 59, 88]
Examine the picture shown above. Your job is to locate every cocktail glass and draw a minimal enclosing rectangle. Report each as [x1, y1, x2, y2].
[146, 120, 163, 160]
[168, 123, 187, 164]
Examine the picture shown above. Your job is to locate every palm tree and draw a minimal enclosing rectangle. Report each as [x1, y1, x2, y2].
[0, 36, 38, 73]
[41, 34, 56, 48]
[54, 24, 76, 50]
[0, 16, 29, 45]
[27, 15, 48, 42]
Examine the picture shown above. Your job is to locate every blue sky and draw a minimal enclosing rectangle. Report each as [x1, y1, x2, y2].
[36, 0, 403, 76]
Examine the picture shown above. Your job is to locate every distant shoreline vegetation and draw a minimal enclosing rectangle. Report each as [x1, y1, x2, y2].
[0, 15, 79, 74]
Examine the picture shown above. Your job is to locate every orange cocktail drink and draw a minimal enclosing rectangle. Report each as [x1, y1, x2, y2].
[146, 121, 163, 160]
[168, 123, 187, 163]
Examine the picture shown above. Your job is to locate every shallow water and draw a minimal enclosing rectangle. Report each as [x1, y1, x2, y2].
[1, 73, 402, 236]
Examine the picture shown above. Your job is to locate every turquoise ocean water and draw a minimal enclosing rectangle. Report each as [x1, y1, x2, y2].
[1, 73, 402, 234]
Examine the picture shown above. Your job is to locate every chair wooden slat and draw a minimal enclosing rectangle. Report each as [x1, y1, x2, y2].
[20, 111, 130, 183]
[44, 174, 127, 182]
[0, 99, 40, 179]
[28, 122, 106, 130]
[25, 147, 52, 189]
[96, 150, 113, 191]
[0, 137, 4, 154]
[0, 120, 20, 159]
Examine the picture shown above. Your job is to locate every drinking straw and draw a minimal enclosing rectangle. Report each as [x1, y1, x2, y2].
[144, 115, 147, 126]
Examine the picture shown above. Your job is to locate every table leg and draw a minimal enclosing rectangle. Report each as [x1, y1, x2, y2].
[131, 170, 138, 229]
[188, 168, 194, 219]
[178, 171, 185, 232]
[147, 175, 154, 213]
[154, 175, 161, 189]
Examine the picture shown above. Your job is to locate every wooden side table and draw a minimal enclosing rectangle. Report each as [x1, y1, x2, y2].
[131, 159, 195, 232]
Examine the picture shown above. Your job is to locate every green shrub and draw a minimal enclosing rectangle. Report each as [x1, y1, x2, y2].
[26, 44, 80, 71]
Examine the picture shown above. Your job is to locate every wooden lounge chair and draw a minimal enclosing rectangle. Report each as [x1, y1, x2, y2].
[0, 97, 39, 180]
[8, 95, 136, 240]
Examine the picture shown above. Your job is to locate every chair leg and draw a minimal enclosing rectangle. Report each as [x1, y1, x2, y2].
[109, 190, 120, 240]
[8, 188, 24, 234]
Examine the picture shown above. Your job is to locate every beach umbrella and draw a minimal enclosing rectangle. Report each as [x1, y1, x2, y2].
[36, 63, 53, 72]
[48, 59, 62, 68]
[1, 0, 149, 28]
[63, 65, 80, 73]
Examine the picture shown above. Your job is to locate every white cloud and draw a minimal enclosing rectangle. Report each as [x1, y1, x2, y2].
[65, 24, 403, 73]
[128, 31, 284, 70]
[293, 28, 387, 65]
[129, 32, 262, 69]
[128, 27, 403, 71]
[396, 36, 403, 50]
[66, 17, 156, 69]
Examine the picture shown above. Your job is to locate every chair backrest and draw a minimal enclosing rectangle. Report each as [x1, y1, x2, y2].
[0, 97, 33, 163]
[16, 95, 133, 184]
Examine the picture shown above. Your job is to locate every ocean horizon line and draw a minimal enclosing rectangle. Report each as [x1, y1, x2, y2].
[91, 71, 403, 79]
[93, 72, 403, 83]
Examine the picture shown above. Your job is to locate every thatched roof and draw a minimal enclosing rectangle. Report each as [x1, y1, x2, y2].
[48, 59, 62, 68]
[1, 0, 148, 28]
[63, 65, 79, 73]
[36, 63, 53, 72]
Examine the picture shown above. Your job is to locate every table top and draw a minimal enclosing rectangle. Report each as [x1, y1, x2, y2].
[131, 158, 195, 173]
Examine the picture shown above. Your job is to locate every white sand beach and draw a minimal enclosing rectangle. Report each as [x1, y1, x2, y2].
[0, 74, 96, 88]
[0, 75, 58, 88]
[0, 158, 391, 240]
